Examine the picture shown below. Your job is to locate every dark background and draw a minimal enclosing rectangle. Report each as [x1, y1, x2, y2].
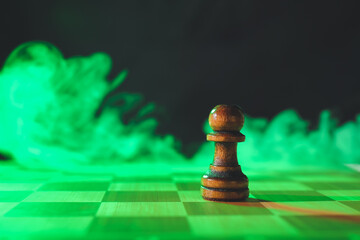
[1, 1, 360, 156]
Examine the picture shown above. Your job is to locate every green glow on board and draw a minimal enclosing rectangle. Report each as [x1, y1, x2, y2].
[0, 42, 359, 172]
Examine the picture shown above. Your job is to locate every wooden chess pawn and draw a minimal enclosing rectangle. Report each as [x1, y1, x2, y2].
[201, 104, 249, 201]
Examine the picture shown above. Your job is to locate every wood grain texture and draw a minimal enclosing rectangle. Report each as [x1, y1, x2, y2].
[208, 104, 244, 132]
[201, 188, 249, 202]
[206, 132, 245, 142]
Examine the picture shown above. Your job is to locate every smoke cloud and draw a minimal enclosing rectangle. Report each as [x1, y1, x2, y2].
[0, 42, 359, 172]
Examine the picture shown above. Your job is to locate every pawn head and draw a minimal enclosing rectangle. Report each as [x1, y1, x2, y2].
[209, 104, 244, 132]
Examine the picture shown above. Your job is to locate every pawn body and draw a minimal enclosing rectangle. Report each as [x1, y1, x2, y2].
[201, 105, 249, 201]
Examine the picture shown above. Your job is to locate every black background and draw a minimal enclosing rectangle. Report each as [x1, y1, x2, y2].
[1, 1, 360, 156]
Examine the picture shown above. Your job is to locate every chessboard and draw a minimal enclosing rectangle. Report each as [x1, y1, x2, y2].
[0, 162, 359, 240]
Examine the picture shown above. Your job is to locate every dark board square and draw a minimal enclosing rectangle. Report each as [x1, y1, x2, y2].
[0, 191, 32, 202]
[102, 191, 180, 202]
[5, 202, 100, 217]
[303, 182, 360, 190]
[339, 201, 360, 211]
[90, 217, 190, 233]
[283, 215, 360, 232]
[176, 182, 200, 191]
[183, 202, 273, 215]
[114, 176, 173, 183]
[251, 191, 334, 202]
[248, 176, 288, 181]
[39, 181, 110, 191]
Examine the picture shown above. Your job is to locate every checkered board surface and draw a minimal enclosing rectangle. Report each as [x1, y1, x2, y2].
[0, 163, 359, 240]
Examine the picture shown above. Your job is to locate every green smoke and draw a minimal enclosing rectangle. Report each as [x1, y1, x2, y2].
[194, 110, 360, 169]
[0, 42, 359, 171]
[0, 42, 185, 170]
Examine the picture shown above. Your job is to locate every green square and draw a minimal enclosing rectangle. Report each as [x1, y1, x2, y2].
[303, 182, 360, 190]
[102, 191, 180, 202]
[0, 183, 41, 191]
[289, 173, 359, 182]
[50, 175, 113, 182]
[0, 191, 32, 202]
[188, 216, 297, 237]
[339, 201, 360, 211]
[183, 202, 273, 215]
[23, 191, 105, 202]
[90, 217, 190, 233]
[249, 175, 288, 181]
[109, 182, 177, 191]
[96, 202, 187, 217]
[5, 202, 100, 217]
[0, 171, 58, 183]
[283, 215, 360, 232]
[176, 182, 200, 191]
[250, 181, 312, 191]
[251, 191, 334, 202]
[173, 176, 201, 183]
[178, 191, 207, 202]
[0, 217, 92, 237]
[114, 176, 172, 182]
[39, 181, 109, 191]
[318, 190, 360, 201]
[0, 203, 18, 216]
[173, 171, 203, 176]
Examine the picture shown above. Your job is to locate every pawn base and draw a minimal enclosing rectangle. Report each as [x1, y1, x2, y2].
[201, 187, 249, 202]
[201, 164, 249, 202]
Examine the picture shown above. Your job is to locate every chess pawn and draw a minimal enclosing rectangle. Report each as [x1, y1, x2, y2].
[201, 104, 249, 201]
